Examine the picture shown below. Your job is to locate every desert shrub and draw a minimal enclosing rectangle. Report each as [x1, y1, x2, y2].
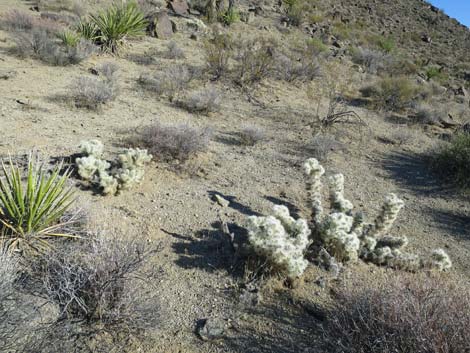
[233, 37, 277, 85]
[351, 47, 394, 75]
[309, 134, 343, 161]
[12, 28, 95, 65]
[431, 133, 470, 188]
[181, 87, 222, 114]
[165, 40, 185, 59]
[2, 9, 35, 31]
[138, 122, 212, 162]
[238, 125, 266, 146]
[56, 30, 80, 47]
[324, 274, 470, 353]
[375, 35, 395, 53]
[204, 30, 234, 79]
[361, 77, 421, 112]
[275, 42, 321, 82]
[24, 234, 160, 352]
[283, 0, 307, 26]
[413, 103, 445, 125]
[138, 65, 194, 101]
[69, 75, 117, 109]
[86, 1, 147, 53]
[97, 61, 119, 81]
[220, 6, 239, 26]
[0, 157, 76, 254]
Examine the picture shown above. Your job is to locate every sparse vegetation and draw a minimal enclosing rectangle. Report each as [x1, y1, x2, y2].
[431, 133, 470, 188]
[137, 122, 212, 162]
[138, 65, 195, 101]
[239, 125, 266, 146]
[204, 30, 234, 79]
[69, 75, 117, 109]
[361, 77, 421, 112]
[309, 133, 343, 161]
[181, 87, 222, 114]
[324, 274, 470, 353]
[351, 47, 394, 75]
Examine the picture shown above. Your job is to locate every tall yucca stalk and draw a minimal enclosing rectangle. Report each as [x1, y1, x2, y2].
[89, 1, 147, 53]
[0, 157, 78, 254]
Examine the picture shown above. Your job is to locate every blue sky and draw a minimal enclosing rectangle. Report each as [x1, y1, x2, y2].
[428, 0, 470, 27]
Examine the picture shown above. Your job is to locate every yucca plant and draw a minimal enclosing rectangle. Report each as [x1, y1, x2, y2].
[56, 30, 81, 47]
[76, 20, 99, 42]
[89, 1, 147, 53]
[0, 157, 77, 254]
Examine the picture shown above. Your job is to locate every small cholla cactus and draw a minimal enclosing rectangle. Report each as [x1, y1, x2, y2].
[246, 205, 311, 279]
[79, 139, 104, 157]
[76, 155, 110, 181]
[99, 171, 119, 195]
[429, 249, 452, 271]
[75, 141, 152, 196]
[302, 158, 451, 272]
[118, 148, 152, 170]
[116, 168, 145, 190]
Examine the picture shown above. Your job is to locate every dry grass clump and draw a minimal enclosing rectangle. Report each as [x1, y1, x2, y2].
[323, 274, 470, 353]
[2, 9, 36, 31]
[137, 122, 212, 162]
[204, 30, 234, 80]
[309, 133, 343, 161]
[351, 47, 394, 75]
[69, 75, 117, 110]
[233, 37, 277, 85]
[238, 125, 266, 146]
[431, 133, 470, 188]
[165, 41, 185, 59]
[21, 233, 160, 352]
[275, 40, 322, 83]
[181, 87, 222, 114]
[138, 65, 196, 101]
[413, 103, 446, 125]
[361, 76, 421, 112]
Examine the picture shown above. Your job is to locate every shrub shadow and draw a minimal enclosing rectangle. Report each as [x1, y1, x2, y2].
[222, 290, 325, 353]
[425, 207, 470, 241]
[381, 151, 453, 196]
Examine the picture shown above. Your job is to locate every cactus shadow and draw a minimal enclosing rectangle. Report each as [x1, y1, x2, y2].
[381, 151, 453, 196]
[169, 221, 248, 277]
[208, 191, 262, 216]
[264, 196, 302, 219]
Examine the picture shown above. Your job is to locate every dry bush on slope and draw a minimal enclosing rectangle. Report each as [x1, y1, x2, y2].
[323, 274, 470, 353]
[136, 122, 212, 162]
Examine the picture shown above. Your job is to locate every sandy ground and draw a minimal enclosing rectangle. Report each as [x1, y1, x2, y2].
[0, 1, 469, 352]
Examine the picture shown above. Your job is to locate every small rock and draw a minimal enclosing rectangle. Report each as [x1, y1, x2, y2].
[0, 70, 17, 80]
[213, 194, 230, 207]
[197, 318, 225, 341]
[153, 11, 174, 39]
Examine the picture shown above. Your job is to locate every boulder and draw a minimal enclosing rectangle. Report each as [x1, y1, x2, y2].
[168, 0, 189, 16]
[154, 11, 174, 39]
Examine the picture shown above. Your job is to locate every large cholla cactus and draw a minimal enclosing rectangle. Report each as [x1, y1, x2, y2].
[75, 141, 152, 195]
[304, 158, 451, 272]
[246, 205, 311, 279]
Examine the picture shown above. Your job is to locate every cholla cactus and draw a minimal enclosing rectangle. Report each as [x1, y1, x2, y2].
[99, 171, 119, 195]
[118, 148, 152, 169]
[304, 158, 325, 226]
[246, 205, 311, 279]
[302, 158, 451, 272]
[79, 140, 104, 157]
[75, 141, 152, 196]
[116, 168, 145, 190]
[76, 155, 110, 181]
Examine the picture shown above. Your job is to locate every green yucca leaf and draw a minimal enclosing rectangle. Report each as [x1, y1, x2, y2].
[56, 30, 81, 47]
[89, 1, 147, 53]
[0, 157, 77, 254]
